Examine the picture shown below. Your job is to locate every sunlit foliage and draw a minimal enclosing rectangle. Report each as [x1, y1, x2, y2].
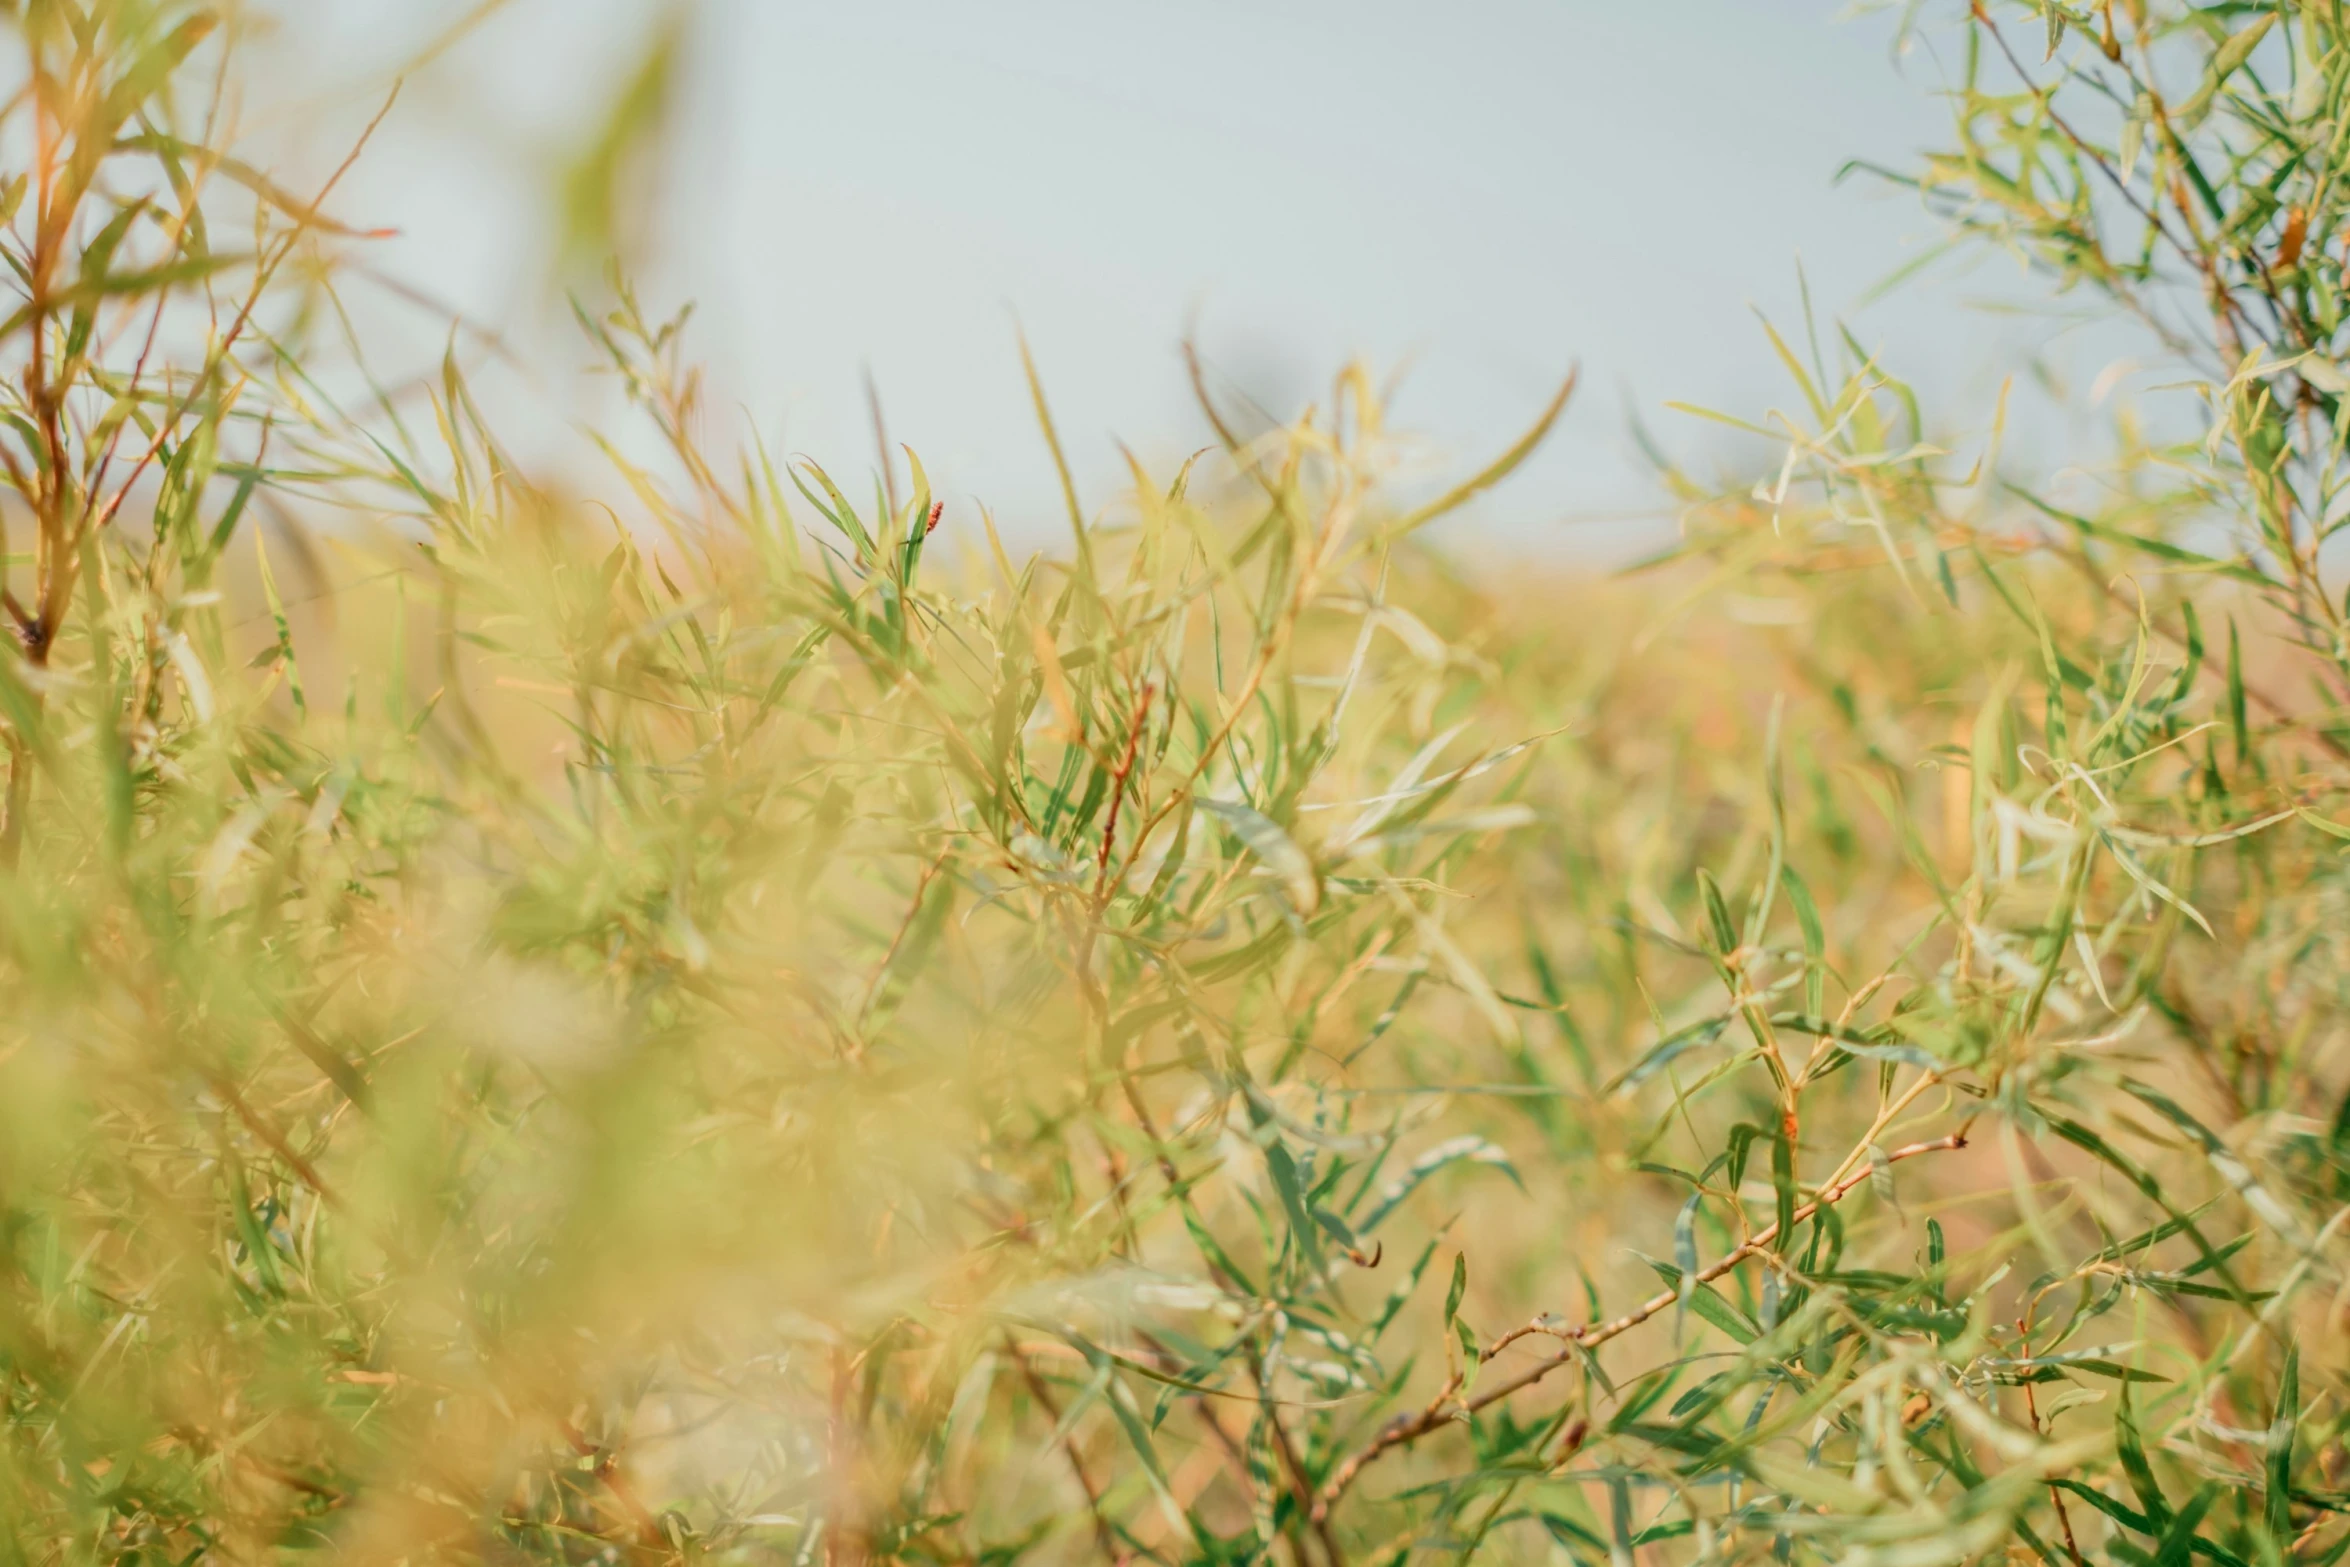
[0, 5, 2346, 1567]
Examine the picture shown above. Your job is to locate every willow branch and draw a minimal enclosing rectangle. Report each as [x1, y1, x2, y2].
[1311, 1129, 1969, 1520]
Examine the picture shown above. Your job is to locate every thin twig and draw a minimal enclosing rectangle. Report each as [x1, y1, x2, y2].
[1005, 1334, 1128, 1566]
[1094, 681, 1156, 903]
[1311, 1128, 1970, 1519]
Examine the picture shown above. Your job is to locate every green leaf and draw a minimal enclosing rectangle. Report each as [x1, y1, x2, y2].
[2049, 1114, 2251, 1307]
[1016, 328, 1090, 566]
[2154, 1484, 2220, 1567]
[1770, 1128, 1796, 1254]
[1198, 797, 1320, 914]
[2176, 15, 2276, 128]
[1781, 865, 1826, 1016]
[557, 9, 684, 265]
[2267, 1347, 2300, 1541]
[1695, 867, 1738, 956]
[254, 525, 304, 720]
[104, 12, 220, 133]
[790, 459, 874, 560]
[0, 252, 253, 343]
[1385, 367, 1577, 536]
[1369, 1239, 1440, 1341]
[66, 199, 151, 361]
[2229, 618, 2249, 764]
[2119, 1377, 2172, 1528]
[1606, 1016, 1731, 1095]
[1672, 1193, 1700, 1326]
[1261, 1139, 1322, 1266]
[1353, 1135, 1521, 1233]
[1640, 1259, 1760, 1345]
[2050, 1484, 2253, 1567]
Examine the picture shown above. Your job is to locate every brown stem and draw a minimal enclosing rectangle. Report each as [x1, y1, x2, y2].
[1311, 1129, 1970, 1519]
[1093, 681, 1156, 904]
[1249, 1348, 1346, 1567]
[81, 84, 403, 555]
[2021, 1333, 2088, 1567]
[1969, 8, 2209, 295]
[208, 1070, 335, 1204]
[852, 852, 948, 1042]
[1005, 1334, 1126, 1565]
[560, 1419, 664, 1550]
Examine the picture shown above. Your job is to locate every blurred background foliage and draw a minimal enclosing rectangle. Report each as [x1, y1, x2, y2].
[2, 4, 2350, 1567]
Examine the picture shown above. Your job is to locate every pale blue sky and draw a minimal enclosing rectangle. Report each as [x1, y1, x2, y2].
[255, 1, 2106, 555]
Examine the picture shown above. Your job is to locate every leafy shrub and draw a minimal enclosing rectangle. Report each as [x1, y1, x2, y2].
[1, 4, 2347, 1567]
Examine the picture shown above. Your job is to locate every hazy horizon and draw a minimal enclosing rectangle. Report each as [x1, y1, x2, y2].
[249, 0, 2113, 556]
